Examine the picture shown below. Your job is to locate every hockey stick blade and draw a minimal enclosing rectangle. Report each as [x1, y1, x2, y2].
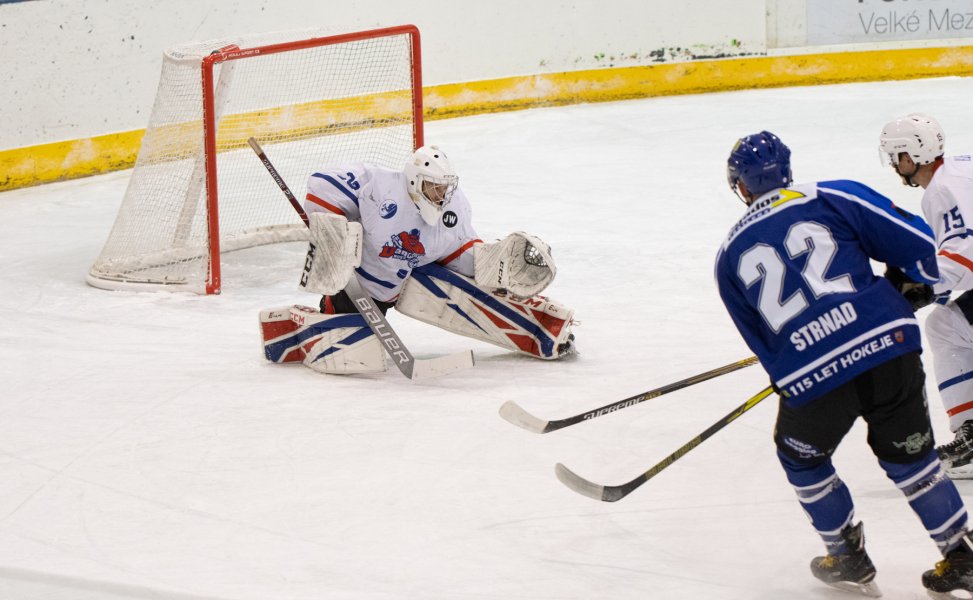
[498, 400, 551, 433]
[410, 350, 475, 379]
[555, 463, 632, 502]
[248, 137, 474, 380]
[499, 356, 759, 433]
[556, 385, 774, 502]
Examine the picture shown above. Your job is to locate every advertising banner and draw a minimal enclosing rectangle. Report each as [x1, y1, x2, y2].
[808, 0, 973, 45]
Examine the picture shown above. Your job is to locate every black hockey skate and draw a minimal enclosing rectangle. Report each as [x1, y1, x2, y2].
[810, 522, 882, 598]
[923, 535, 973, 599]
[937, 421, 973, 479]
[557, 333, 577, 358]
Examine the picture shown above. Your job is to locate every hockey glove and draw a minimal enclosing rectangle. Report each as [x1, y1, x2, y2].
[884, 266, 934, 312]
[473, 231, 556, 298]
[300, 212, 363, 296]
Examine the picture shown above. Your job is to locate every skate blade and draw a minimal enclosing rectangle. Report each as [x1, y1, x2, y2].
[825, 579, 883, 598]
[944, 463, 973, 479]
[926, 590, 973, 600]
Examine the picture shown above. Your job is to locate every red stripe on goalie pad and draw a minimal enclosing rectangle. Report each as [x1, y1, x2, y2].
[262, 320, 299, 341]
[506, 333, 540, 356]
[281, 348, 306, 363]
[473, 302, 516, 330]
[277, 335, 324, 364]
[530, 308, 565, 337]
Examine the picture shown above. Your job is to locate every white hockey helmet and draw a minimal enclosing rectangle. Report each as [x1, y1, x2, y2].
[879, 113, 945, 167]
[404, 145, 459, 226]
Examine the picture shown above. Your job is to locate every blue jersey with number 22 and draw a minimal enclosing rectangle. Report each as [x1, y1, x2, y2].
[715, 180, 938, 406]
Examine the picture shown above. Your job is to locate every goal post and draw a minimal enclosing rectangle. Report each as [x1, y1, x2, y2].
[87, 25, 424, 294]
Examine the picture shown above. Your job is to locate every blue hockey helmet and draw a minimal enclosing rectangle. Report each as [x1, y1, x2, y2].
[726, 131, 792, 202]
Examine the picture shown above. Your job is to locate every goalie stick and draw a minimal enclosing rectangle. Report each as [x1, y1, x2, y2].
[248, 137, 474, 380]
[556, 385, 774, 502]
[499, 356, 758, 433]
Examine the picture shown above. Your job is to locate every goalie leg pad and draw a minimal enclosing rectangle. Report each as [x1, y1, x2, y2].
[259, 305, 386, 373]
[397, 263, 575, 360]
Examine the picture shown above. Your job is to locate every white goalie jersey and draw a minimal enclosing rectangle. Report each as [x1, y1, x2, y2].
[304, 163, 481, 302]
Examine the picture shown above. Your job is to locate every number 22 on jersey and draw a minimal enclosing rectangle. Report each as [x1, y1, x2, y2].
[737, 221, 855, 332]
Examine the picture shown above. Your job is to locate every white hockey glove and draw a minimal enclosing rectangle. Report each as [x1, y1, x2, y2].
[473, 231, 556, 298]
[299, 212, 363, 296]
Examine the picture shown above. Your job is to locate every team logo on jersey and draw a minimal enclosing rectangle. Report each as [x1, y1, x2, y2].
[380, 229, 426, 267]
[770, 188, 806, 208]
[379, 201, 398, 219]
[442, 210, 458, 228]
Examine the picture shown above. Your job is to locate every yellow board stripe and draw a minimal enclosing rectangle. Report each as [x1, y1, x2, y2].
[3, 45, 973, 192]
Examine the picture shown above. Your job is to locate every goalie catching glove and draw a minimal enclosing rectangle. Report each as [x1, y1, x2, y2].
[474, 231, 556, 297]
[299, 212, 363, 296]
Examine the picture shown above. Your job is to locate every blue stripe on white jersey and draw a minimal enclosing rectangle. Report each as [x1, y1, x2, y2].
[941, 231, 971, 247]
[312, 173, 360, 207]
[355, 266, 397, 289]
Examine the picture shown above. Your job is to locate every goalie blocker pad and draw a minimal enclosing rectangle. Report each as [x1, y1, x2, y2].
[299, 212, 364, 296]
[396, 263, 575, 360]
[259, 305, 385, 374]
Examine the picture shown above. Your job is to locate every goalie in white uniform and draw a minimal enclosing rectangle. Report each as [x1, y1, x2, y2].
[259, 145, 576, 374]
[880, 114, 973, 479]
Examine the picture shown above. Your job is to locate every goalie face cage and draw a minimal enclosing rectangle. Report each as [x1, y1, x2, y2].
[87, 25, 424, 294]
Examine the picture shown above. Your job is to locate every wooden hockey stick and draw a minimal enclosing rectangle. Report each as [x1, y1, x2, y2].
[555, 385, 774, 502]
[499, 356, 759, 433]
[248, 137, 474, 380]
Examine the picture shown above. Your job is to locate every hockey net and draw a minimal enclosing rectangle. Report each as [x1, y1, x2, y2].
[87, 25, 423, 294]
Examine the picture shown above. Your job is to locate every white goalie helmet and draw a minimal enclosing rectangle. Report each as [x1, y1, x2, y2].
[404, 145, 459, 226]
[879, 113, 945, 167]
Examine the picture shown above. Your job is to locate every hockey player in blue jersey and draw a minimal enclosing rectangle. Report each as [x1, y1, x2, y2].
[715, 131, 973, 597]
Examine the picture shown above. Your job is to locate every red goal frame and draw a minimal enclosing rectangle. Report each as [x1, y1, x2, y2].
[199, 25, 424, 294]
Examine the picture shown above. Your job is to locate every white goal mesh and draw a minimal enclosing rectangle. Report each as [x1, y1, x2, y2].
[88, 26, 423, 294]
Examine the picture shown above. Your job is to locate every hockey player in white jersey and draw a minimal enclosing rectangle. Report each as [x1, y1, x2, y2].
[880, 114, 973, 483]
[259, 145, 576, 375]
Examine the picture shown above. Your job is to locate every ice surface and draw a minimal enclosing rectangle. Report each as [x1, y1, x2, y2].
[3, 77, 973, 599]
